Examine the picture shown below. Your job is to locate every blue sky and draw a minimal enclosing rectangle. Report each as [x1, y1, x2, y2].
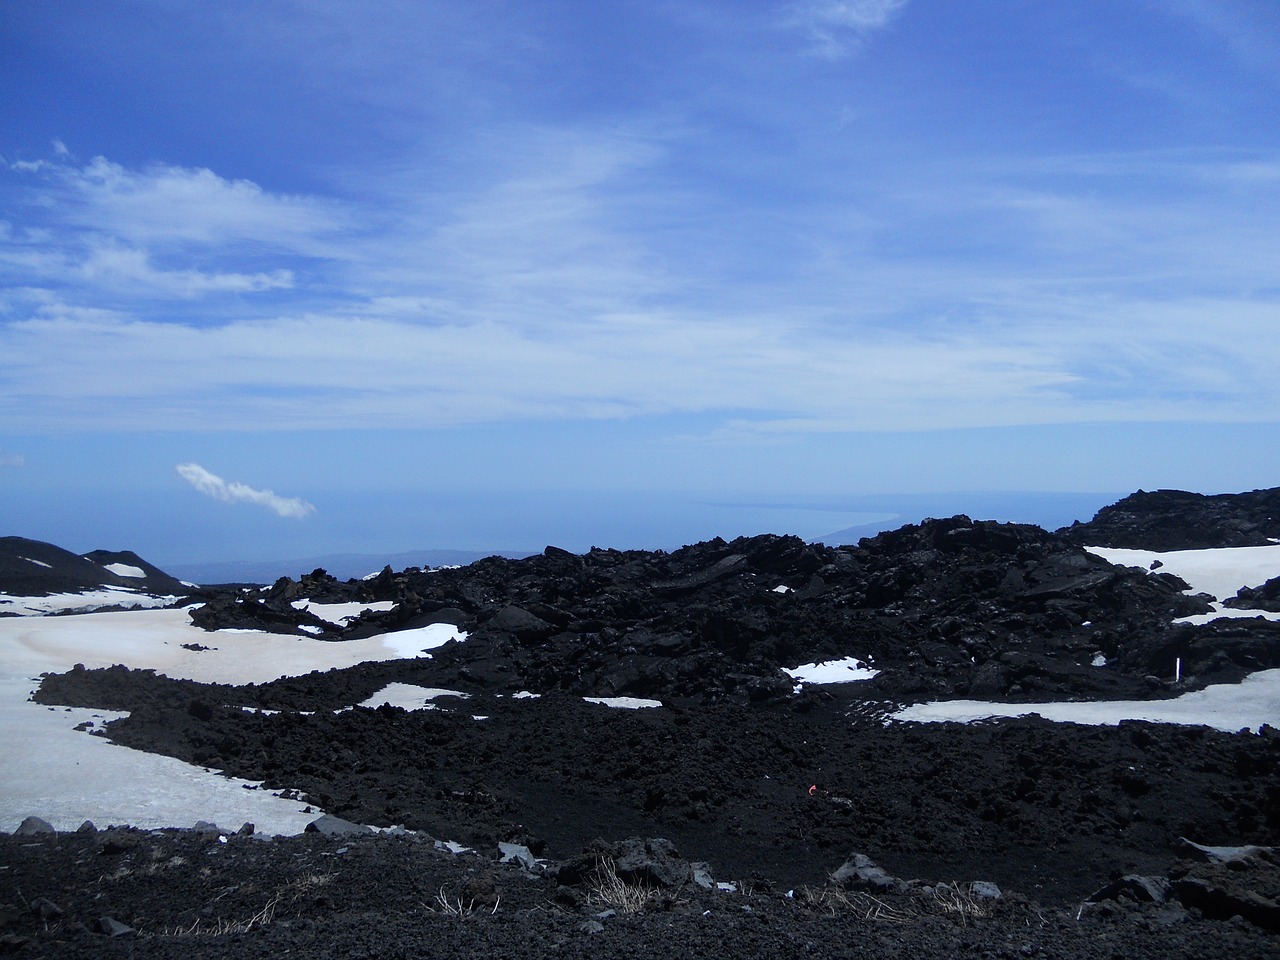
[2, 0, 1278, 564]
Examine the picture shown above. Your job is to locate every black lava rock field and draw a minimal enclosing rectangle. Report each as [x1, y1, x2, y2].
[5, 490, 1280, 956]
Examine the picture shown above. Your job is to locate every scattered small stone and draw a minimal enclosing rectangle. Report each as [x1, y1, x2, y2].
[95, 916, 135, 937]
[831, 853, 901, 893]
[28, 898, 63, 921]
[305, 815, 373, 837]
[1087, 875, 1170, 905]
[14, 817, 55, 836]
[691, 862, 716, 890]
[98, 832, 139, 856]
[498, 842, 540, 873]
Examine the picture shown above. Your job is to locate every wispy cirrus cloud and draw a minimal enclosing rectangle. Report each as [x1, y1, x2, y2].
[78, 243, 294, 298]
[40, 155, 347, 247]
[1162, 0, 1280, 73]
[3, 136, 1278, 437]
[785, 0, 909, 57]
[0, 451, 24, 467]
[176, 463, 315, 519]
[0, 153, 345, 305]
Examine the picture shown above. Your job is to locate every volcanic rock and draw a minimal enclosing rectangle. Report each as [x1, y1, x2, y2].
[178, 516, 1242, 705]
[1060, 487, 1280, 550]
[1225, 575, 1280, 612]
[14, 817, 55, 836]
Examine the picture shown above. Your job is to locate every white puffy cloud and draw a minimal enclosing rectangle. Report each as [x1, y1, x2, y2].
[175, 463, 315, 519]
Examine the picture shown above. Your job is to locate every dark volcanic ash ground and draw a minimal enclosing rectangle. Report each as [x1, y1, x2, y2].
[5, 496, 1280, 955]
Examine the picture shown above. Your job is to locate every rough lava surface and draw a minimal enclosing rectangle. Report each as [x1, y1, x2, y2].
[4, 491, 1280, 956]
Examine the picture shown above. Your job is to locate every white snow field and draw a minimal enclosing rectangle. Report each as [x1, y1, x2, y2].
[890, 544, 1280, 732]
[0, 602, 464, 834]
[0, 588, 181, 617]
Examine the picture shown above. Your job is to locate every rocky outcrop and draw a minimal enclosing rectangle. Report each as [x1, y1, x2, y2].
[1060, 487, 1280, 551]
[1225, 575, 1280, 613]
[1084, 841, 1280, 932]
[183, 517, 1245, 704]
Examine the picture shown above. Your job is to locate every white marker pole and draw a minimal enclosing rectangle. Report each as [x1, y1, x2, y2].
[1175, 657, 1182, 683]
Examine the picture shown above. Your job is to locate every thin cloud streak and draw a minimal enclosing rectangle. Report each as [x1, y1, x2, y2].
[3, 292, 1277, 434]
[786, 0, 909, 57]
[175, 463, 315, 519]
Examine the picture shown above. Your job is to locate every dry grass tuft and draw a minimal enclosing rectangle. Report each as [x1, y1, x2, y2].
[799, 886, 917, 923]
[587, 859, 663, 914]
[281, 871, 335, 901]
[162, 897, 279, 936]
[428, 885, 499, 918]
[930, 882, 993, 924]
[799, 881, 995, 925]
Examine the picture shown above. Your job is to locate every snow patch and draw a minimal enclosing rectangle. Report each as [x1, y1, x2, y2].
[1086, 544, 1280, 604]
[890, 668, 1280, 733]
[377, 623, 466, 659]
[356, 683, 469, 711]
[21, 557, 52, 569]
[291, 598, 396, 624]
[1174, 603, 1280, 626]
[583, 696, 663, 709]
[784, 657, 878, 686]
[103, 562, 146, 578]
[0, 589, 176, 616]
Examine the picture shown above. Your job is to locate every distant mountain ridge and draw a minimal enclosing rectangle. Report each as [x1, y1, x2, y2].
[163, 548, 533, 586]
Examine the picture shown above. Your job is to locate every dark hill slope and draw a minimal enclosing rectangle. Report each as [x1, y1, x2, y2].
[0, 537, 187, 597]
